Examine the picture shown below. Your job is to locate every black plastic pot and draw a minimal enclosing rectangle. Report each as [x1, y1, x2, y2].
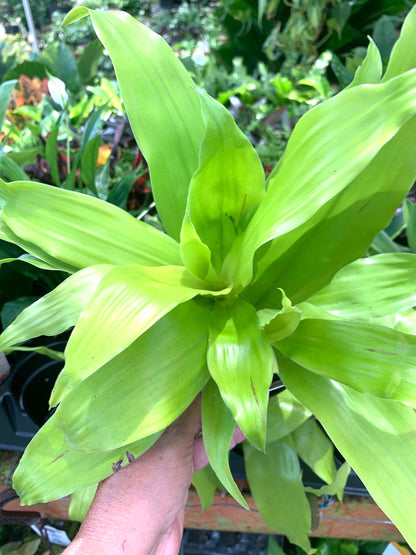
[0, 341, 65, 451]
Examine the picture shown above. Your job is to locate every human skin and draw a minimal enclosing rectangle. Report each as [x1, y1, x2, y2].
[64, 396, 245, 555]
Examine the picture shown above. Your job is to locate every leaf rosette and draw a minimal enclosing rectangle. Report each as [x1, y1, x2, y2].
[1, 5, 416, 551]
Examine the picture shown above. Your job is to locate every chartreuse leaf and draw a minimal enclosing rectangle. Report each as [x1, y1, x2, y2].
[278, 355, 416, 551]
[306, 254, 416, 319]
[0, 180, 181, 270]
[0, 265, 113, 352]
[54, 301, 210, 451]
[201, 379, 249, 508]
[192, 465, 221, 511]
[224, 70, 416, 288]
[266, 390, 311, 443]
[258, 289, 301, 342]
[277, 319, 416, 406]
[180, 212, 217, 283]
[63, 8, 205, 241]
[382, 3, 416, 82]
[244, 114, 416, 307]
[290, 418, 336, 485]
[181, 91, 264, 275]
[0, 80, 17, 132]
[51, 265, 226, 406]
[0, 253, 64, 271]
[304, 462, 351, 501]
[346, 37, 382, 88]
[244, 438, 312, 553]
[1, 346, 64, 360]
[403, 198, 416, 252]
[13, 413, 162, 505]
[207, 298, 274, 450]
[69, 484, 97, 522]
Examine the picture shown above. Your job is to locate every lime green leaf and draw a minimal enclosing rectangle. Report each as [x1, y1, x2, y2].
[346, 38, 382, 88]
[0, 265, 113, 352]
[54, 301, 210, 451]
[201, 379, 249, 508]
[13, 414, 162, 505]
[1, 346, 65, 360]
[183, 91, 264, 272]
[0, 253, 65, 271]
[243, 114, 416, 307]
[304, 461, 351, 502]
[403, 198, 416, 252]
[51, 265, 224, 406]
[180, 212, 217, 283]
[278, 356, 416, 551]
[0, 80, 17, 133]
[244, 438, 311, 552]
[277, 319, 416, 406]
[0, 179, 181, 270]
[45, 116, 62, 187]
[291, 418, 337, 485]
[64, 8, 205, 240]
[225, 70, 416, 287]
[267, 390, 311, 443]
[258, 290, 301, 342]
[207, 298, 274, 450]
[81, 135, 101, 194]
[69, 484, 97, 522]
[192, 465, 221, 511]
[306, 254, 416, 319]
[383, 4, 416, 82]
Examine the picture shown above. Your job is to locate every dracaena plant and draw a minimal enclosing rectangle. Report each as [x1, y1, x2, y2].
[1, 5, 416, 552]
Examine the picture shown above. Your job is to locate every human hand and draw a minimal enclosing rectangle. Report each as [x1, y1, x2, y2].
[64, 395, 244, 555]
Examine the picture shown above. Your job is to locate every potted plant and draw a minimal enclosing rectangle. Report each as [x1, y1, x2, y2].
[0, 5, 416, 551]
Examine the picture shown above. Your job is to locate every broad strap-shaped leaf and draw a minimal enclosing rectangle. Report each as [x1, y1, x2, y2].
[0, 264, 113, 352]
[69, 484, 98, 522]
[12, 413, 162, 505]
[306, 254, 416, 319]
[243, 114, 416, 307]
[180, 212, 217, 283]
[207, 298, 274, 450]
[346, 38, 382, 88]
[290, 418, 337, 485]
[258, 290, 301, 342]
[304, 462, 350, 502]
[201, 379, 249, 508]
[0, 179, 181, 270]
[0, 253, 65, 271]
[244, 438, 311, 553]
[63, 8, 205, 240]
[266, 390, 311, 444]
[181, 91, 264, 275]
[191, 465, 221, 511]
[278, 355, 416, 551]
[223, 69, 416, 288]
[0, 80, 17, 132]
[383, 3, 416, 82]
[51, 265, 226, 406]
[277, 319, 416, 407]
[54, 301, 210, 451]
